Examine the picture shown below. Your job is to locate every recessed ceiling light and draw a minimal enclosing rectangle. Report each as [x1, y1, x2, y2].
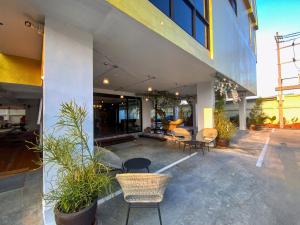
[148, 87, 152, 92]
[103, 78, 109, 85]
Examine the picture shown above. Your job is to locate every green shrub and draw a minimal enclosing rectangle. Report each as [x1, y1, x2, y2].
[28, 101, 112, 213]
[215, 110, 237, 140]
[249, 98, 267, 125]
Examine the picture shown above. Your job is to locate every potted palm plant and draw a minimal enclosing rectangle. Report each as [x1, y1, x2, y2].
[28, 101, 112, 225]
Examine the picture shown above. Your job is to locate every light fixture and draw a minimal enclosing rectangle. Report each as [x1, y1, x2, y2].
[103, 78, 109, 85]
[145, 98, 149, 102]
[120, 95, 124, 99]
[101, 100, 104, 103]
[112, 104, 114, 106]
[148, 87, 152, 92]
[175, 91, 179, 96]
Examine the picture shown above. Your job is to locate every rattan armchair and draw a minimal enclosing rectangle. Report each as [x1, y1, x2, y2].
[196, 128, 218, 151]
[116, 173, 171, 225]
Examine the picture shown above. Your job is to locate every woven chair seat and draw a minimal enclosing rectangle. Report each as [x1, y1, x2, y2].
[125, 194, 163, 203]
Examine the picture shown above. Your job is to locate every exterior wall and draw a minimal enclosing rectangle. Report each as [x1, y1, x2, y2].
[106, 0, 257, 94]
[213, 0, 257, 94]
[196, 80, 215, 131]
[225, 95, 300, 125]
[0, 53, 42, 86]
[43, 17, 93, 225]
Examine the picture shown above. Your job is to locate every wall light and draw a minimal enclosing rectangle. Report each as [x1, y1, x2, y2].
[103, 78, 109, 85]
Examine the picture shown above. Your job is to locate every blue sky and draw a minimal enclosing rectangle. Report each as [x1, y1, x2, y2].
[256, 0, 300, 97]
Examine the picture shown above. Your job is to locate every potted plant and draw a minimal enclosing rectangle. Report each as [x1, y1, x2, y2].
[248, 98, 267, 130]
[215, 109, 237, 147]
[28, 101, 112, 225]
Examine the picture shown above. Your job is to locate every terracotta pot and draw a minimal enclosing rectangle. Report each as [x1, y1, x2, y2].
[216, 138, 230, 147]
[249, 124, 256, 131]
[54, 201, 97, 225]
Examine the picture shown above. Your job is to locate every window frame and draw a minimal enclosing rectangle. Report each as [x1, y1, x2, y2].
[149, 0, 210, 49]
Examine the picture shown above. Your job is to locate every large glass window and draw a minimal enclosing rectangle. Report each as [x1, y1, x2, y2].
[93, 93, 142, 138]
[173, 0, 193, 35]
[149, 0, 210, 49]
[195, 14, 206, 47]
[149, 0, 170, 17]
[193, 0, 205, 17]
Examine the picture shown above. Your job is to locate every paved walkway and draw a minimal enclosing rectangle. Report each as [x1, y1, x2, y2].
[98, 129, 300, 225]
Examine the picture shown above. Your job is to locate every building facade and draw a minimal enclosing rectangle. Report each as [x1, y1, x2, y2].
[0, 0, 258, 224]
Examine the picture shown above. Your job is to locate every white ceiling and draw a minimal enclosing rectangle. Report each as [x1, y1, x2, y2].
[0, 0, 216, 98]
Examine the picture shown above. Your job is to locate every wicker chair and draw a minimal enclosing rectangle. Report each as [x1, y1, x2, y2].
[116, 173, 171, 225]
[196, 128, 218, 151]
[171, 128, 192, 148]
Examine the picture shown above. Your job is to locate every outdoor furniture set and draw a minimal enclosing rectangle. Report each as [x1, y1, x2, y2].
[171, 127, 218, 154]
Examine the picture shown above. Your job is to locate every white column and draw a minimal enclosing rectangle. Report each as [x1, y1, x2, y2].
[196, 81, 215, 131]
[43, 17, 93, 225]
[239, 93, 247, 130]
[142, 99, 152, 130]
[174, 106, 179, 120]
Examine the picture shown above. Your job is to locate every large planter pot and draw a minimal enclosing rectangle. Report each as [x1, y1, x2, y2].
[216, 138, 230, 147]
[54, 201, 97, 225]
[249, 124, 256, 131]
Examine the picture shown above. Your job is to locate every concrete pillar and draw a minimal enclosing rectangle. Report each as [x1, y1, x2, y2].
[238, 93, 247, 130]
[142, 99, 152, 130]
[196, 81, 215, 131]
[192, 102, 197, 129]
[43, 17, 93, 225]
[174, 106, 179, 120]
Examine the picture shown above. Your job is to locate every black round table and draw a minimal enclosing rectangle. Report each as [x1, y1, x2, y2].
[123, 158, 151, 173]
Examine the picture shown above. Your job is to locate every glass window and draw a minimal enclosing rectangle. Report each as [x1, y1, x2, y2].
[195, 15, 206, 47]
[173, 0, 193, 35]
[149, 0, 170, 17]
[193, 0, 205, 16]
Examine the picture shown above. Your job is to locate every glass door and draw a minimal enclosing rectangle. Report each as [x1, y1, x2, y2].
[127, 98, 142, 133]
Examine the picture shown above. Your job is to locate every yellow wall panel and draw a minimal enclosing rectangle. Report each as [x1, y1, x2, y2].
[0, 53, 42, 86]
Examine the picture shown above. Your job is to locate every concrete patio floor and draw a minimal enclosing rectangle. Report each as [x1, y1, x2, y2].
[98, 130, 300, 225]
[1, 130, 300, 225]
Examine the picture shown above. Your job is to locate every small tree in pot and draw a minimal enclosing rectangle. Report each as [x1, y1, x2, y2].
[28, 101, 112, 225]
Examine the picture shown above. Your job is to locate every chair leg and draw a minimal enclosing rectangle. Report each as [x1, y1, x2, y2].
[157, 204, 162, 225]
[126, 204, 131, 225]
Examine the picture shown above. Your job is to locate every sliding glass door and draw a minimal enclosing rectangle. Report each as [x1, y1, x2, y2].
[93, 93, 142, 138]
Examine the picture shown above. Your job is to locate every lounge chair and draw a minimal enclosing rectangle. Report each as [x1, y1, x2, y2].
[116, 173, 171, 225]
[196, 128, 218, 151]
[94, 146, 124, 171]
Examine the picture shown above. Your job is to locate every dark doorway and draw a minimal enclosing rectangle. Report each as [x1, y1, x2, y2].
[94, 93, 142, 138]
